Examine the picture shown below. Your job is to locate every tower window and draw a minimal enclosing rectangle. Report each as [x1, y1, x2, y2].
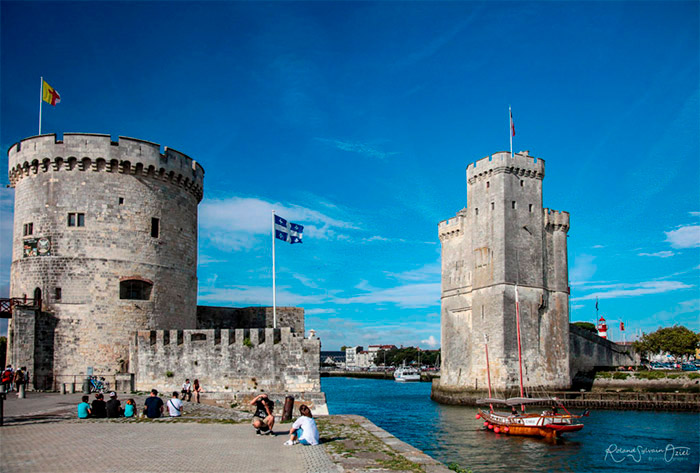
[68, 213, 85, 227]
[23, 222, 34, 236]
[491, 202, 494, 210]
[119, 197, 124, 205]
[520, 180, 524, 187]
[475, 208, 479, 216]
[486, 181, 490, 188]
[120, 279, 153, 300]
[55, 287, 62, 300]
[151, 218, 160, 238]
[529, 204, 533, 213]
[512, 201, 517, 209]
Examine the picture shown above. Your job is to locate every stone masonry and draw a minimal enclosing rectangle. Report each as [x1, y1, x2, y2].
[433, 151, 571, 398]
[7, 133, 203, 385]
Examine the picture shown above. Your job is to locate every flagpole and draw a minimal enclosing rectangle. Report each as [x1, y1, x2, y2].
[39, 77, 43, 135]
[509, 106, 513, 158]
[272, 209, 277, 329]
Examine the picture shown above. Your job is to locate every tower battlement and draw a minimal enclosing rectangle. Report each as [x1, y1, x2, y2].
[467, 151, 544, 184]
[8, 133, 204, 201]
[544, 208, 570, 231]
[438, 209, 467, 241]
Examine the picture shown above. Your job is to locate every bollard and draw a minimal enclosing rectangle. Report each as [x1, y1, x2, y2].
[18, 383, 26, 399]
[61, 383, 67, 395]
[282, 395, 295, 422]
[69, 383, 75, 394]
[83, 377, 91, 394]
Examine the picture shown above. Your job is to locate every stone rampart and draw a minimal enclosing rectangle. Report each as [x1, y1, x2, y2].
[8, 133, 204, 201]
[196, 306, 305, 334]
[466, 151, 544, 184]
[131, 328, 321, 394]
[570, 324, 639, 376]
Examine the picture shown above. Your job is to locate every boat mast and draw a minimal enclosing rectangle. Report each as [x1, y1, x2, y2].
[484, 334, 493, 412]
[515, 283, 525, 412]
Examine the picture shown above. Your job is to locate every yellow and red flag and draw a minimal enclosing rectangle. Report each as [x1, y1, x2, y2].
[42, 80, 61, 106]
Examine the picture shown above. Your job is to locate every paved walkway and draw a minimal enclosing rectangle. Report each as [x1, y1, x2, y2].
[0, 392, 338, 473]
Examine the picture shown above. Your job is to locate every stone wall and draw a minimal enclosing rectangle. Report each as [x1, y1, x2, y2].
[130, 327, 321, 395]
[197, 306, 304, 334]
[569, 324, 639, 376]
[7, 133, 202, 380]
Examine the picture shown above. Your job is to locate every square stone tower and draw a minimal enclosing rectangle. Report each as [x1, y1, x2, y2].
[435, 151, 570, 397]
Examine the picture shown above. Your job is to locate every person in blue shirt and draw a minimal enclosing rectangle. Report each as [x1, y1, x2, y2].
[124, 398, 136, 418]
[144, 389, 164, 418]
[78, 395, 92, 419]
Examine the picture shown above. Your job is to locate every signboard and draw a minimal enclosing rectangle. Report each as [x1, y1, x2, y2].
[23, 237, 52, 257]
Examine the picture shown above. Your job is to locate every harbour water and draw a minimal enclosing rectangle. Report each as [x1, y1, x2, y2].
[322, 377, 699, 472]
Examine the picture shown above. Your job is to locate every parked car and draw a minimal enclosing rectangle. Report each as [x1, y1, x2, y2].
[681, 363, 699, 371]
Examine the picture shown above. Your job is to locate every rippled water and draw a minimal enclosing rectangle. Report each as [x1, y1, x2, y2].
[322, 377, 699, 472]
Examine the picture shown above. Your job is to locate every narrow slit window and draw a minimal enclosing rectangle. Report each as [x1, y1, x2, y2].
[491, 202, 494, 210]
[55, 287, 62, 300]
[529, 204, 533, 213]
[475, 208, 479, 216]
[119, 197, 124, 205]
[512, 201, 517, 209]
[486, 181, 490, 188]
[520, 180, 524, 187]
[67, 213, 76, 227]
[77, 213, 85, 227]
[23, 223, 33, 236]
[151, 218, 160, 238]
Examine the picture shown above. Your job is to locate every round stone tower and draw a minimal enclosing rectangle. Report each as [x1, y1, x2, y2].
[7, 133, 204, 386]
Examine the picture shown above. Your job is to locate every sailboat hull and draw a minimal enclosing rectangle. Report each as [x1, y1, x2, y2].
[479, 409, 584, 439]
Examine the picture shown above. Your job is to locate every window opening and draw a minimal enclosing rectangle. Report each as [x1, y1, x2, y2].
[119, 197, 124, 205]
[55, 287, 62, 300]
[512, 201, 517, 209]
[151, 218, 160, 238]
[119, 279, 153, 300]
[23, 223, 33, 236]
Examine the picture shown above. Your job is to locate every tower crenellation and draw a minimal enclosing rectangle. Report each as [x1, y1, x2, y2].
[466, 151, 544, 185]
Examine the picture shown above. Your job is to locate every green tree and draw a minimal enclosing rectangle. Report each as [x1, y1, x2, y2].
[633, 326, 700, 358]
[572, 322, 597, 333]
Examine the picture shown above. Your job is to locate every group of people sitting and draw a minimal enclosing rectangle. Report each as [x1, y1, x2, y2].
[250, 393, 319, 446]
[77, 389, 184, 419]
[77, 386, 320, 446]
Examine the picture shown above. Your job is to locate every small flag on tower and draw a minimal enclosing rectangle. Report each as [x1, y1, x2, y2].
[510, 108, 515, 137]
[42, 80, 61, 106]
[274, 215, 303, 244]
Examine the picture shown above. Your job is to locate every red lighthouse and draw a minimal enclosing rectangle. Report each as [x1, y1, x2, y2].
[597, 316, 608, 339]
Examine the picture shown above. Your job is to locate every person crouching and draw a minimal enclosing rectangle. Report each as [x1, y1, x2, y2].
[284, 405, 319, 446]
[250, 393, 275, 435]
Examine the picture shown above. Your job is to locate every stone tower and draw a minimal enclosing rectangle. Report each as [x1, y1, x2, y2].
[7, 133, 204, 387]
[434, 151, 570, 397]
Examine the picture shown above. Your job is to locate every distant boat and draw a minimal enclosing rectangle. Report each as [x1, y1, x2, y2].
[477, 284, 586, 439]
[394, 365, 421, 382]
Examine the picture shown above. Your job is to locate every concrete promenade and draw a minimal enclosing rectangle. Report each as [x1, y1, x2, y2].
[0, 392, 450, 473]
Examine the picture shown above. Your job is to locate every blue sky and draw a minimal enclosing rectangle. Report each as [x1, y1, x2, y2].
[1, 1, 698, 350]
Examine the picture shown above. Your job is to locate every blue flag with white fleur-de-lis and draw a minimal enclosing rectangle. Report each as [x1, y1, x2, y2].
[274, 215, 303, 244]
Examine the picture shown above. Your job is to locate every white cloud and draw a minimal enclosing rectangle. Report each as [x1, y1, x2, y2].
[569, 254, 597, 285]
[664, 225, 700, 249]
[572, 280, 693, 301]
[305, 308, 336, 316]
[638, 251, 675, 258]
[384, 262, 441, 282]
[198, 284, 326, 307]
[591, 245, 605, 249]
[199, 196, 356, 250]
[689, 211, 700, 217]
[316, 138, 399, 160]
[334, 282, 440, 308]
[571, 304, 584, 310]
[420, 335, 439, 348]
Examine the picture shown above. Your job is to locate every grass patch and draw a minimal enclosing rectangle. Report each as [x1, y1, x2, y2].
[687, 373, 700, 380]
[448, 463, 473, 473]
[634, 371, 667, 380]
[595, 371, 613, 379]
[376, 451, 424, 472]
[612, 372, 630, 380]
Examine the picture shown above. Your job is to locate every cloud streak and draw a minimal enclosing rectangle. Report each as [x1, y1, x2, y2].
[315, 138, 399, 160]
[638, 251, 675, 258]
[572, 280, 693, 301]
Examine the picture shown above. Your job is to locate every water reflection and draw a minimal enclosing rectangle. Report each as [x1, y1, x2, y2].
[323, 377, 698, 472]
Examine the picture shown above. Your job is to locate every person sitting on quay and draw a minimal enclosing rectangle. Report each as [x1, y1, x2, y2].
[78, 395, 92, 419]
[144, 389, 164, 418]
[284, 405, 320, 446]
[250, 393, 275, 435]
[124, 399, 136, 418]
[181, 378, 192, 402]
[13, 368, 25, 396]
[92, 393, 107, 418]
[192, 379, 203, 404]
[106, 392, 123, 418]
[167, 391, 184, 417]
[2, 365, 14, 392]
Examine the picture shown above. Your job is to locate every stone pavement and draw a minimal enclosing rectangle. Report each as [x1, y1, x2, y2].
[0, 392, 449, 473]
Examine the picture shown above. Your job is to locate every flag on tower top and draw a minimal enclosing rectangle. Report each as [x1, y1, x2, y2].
[274, 215, 303, 244]
[510, 108, 515, 137]
[42, 80, 61, 106]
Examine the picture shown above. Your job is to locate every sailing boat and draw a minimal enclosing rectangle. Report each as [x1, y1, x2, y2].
[476, 285, 586, 439]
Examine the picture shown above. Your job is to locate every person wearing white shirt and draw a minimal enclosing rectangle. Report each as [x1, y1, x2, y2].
[167, 391, 184, 417]
[181, 379, 192, 401]
[284, 405, 319, 446]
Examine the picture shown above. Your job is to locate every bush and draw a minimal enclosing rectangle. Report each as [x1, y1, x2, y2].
[165, 370, 174, 378]
[243, 338, 253, 348]
[688, 373, 700, 380]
